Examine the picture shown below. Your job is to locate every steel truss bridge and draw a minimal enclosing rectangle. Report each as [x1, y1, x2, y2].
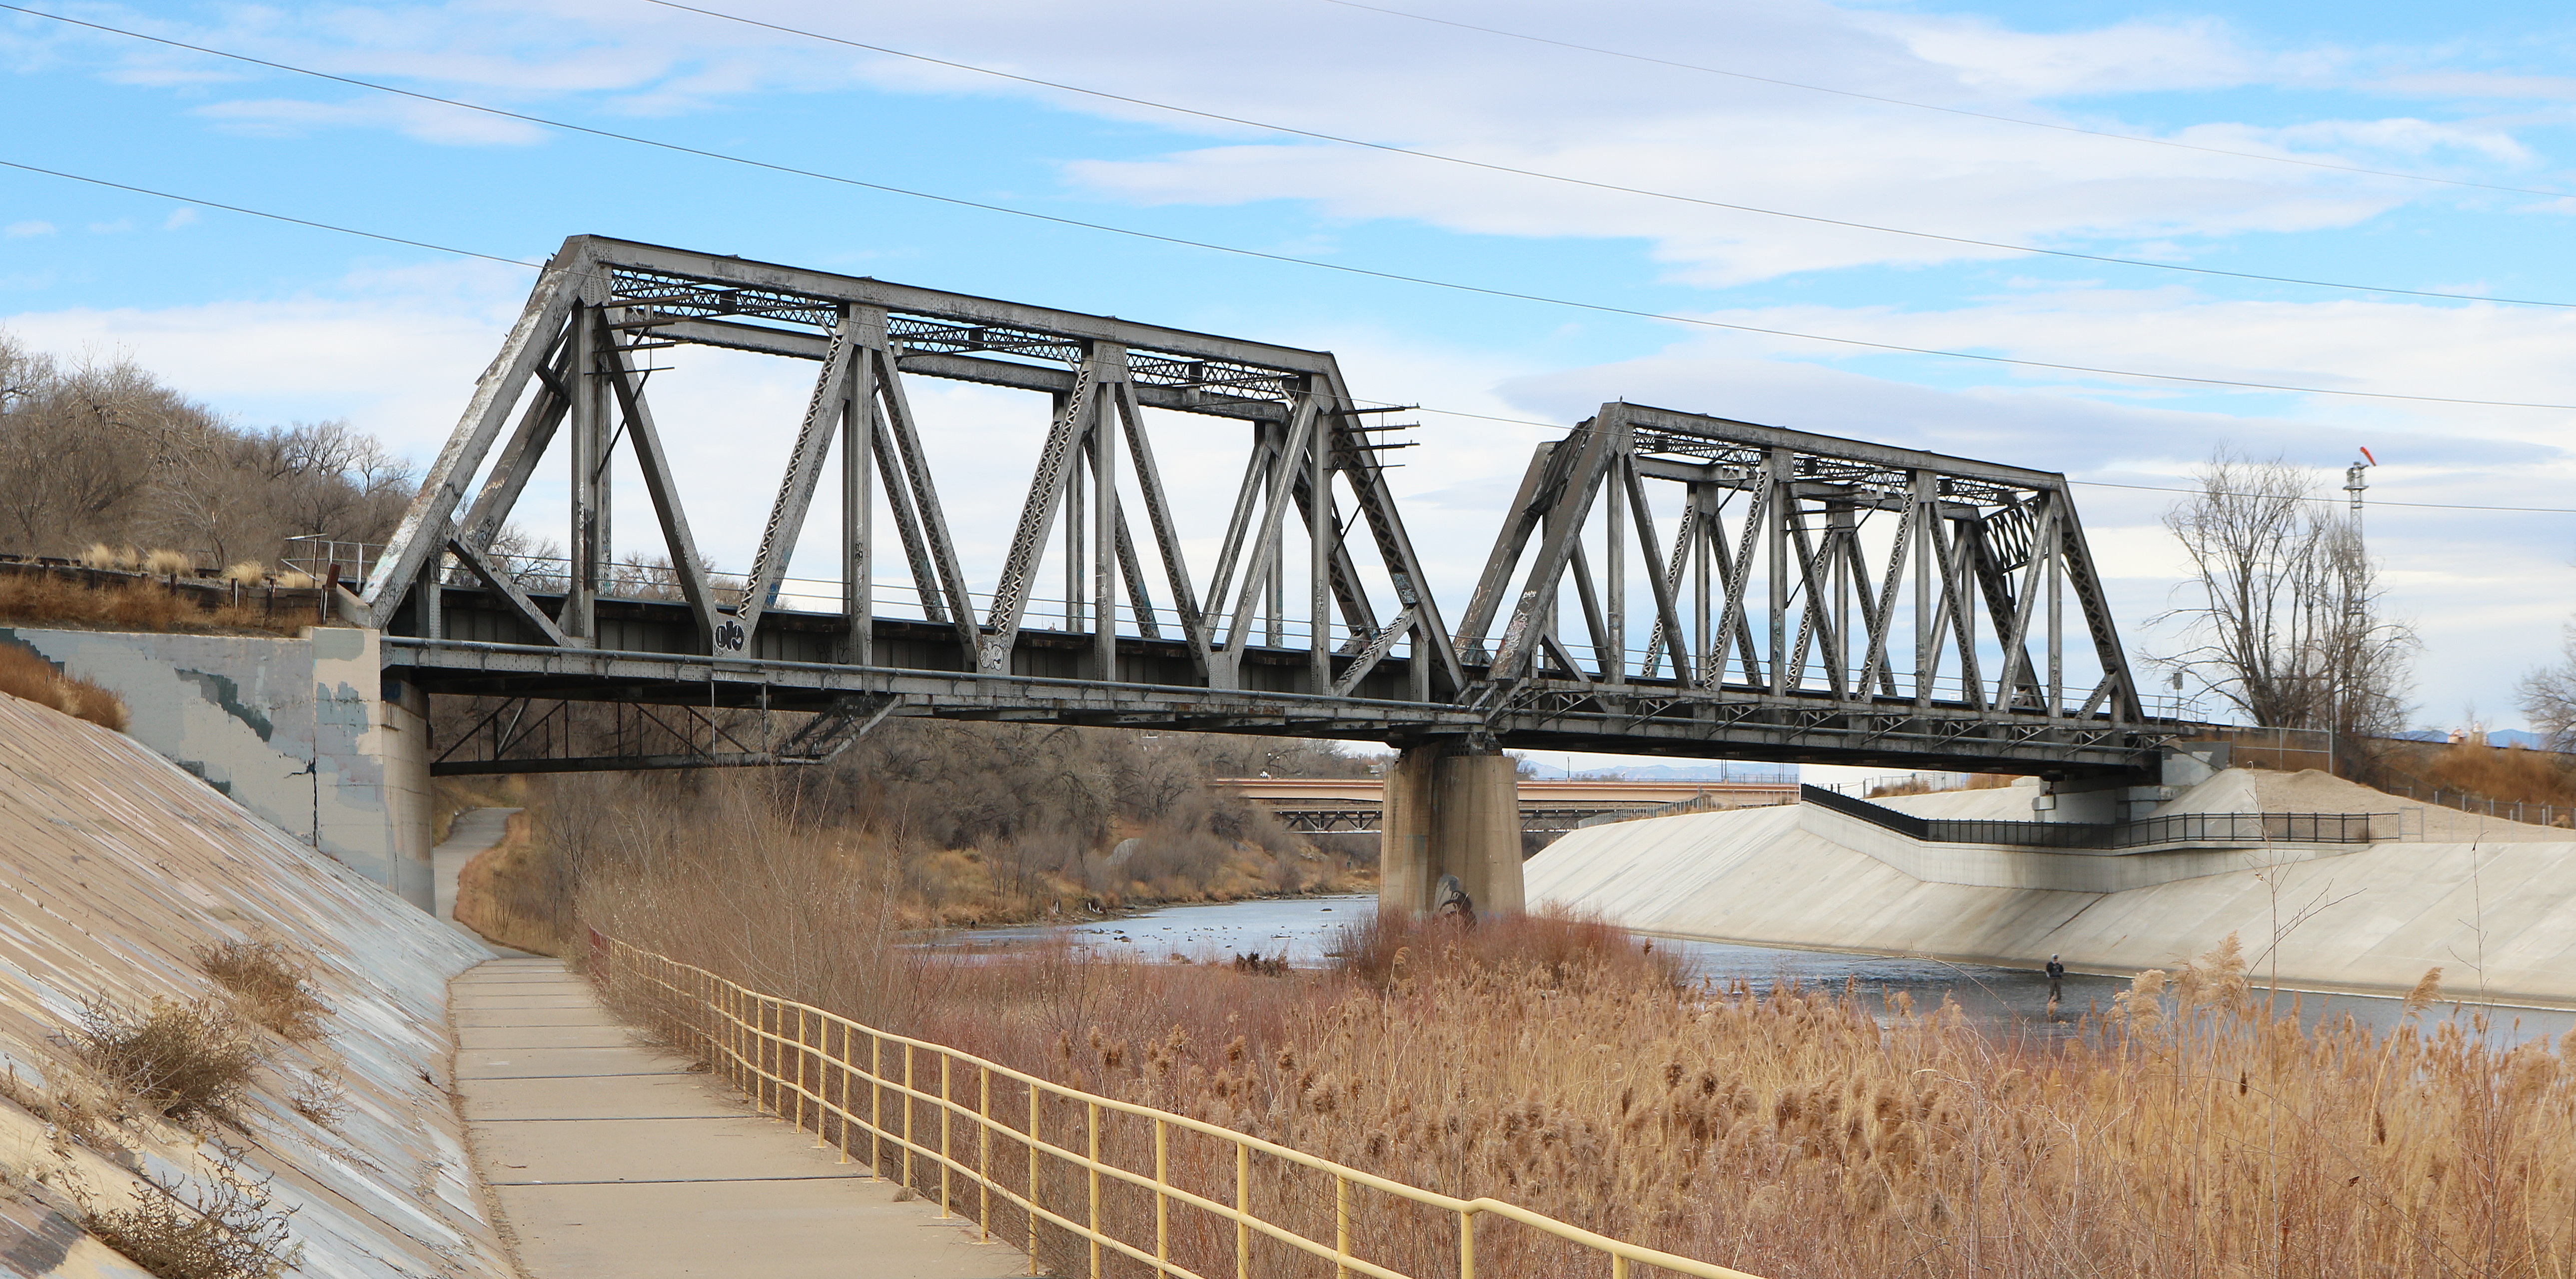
[359, 236, 2175, 778]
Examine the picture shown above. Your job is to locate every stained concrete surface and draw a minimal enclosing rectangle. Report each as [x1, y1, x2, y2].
[452, 959, 1020, 1279]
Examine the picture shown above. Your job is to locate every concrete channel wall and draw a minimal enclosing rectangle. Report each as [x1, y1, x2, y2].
[1528, 775, 2576, 1008]
[0, 692, 505, 1276]
[0, 625, 431, 908]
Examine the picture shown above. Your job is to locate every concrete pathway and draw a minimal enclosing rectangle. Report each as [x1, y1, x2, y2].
[451, 958, 1017, 1279]
[433, 807, 524, 956]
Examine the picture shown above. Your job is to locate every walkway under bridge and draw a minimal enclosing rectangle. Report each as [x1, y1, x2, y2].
[346, 235, 2194, 916]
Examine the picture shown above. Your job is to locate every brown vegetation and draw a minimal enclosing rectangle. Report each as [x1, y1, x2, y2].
[0, 641, 128, 731]
[594, 840, 2576, 1279]
[2375, 737, 2576, 809]
[68, 996, 259, 1123]
[0, 330, 411, 568]
[1864, 772, 2011, 798]
[191, 941, 331, 1043]
[452, 724, 1366, 953]
[80, 1143, 302, 1279]
[0, 570, 308, 637]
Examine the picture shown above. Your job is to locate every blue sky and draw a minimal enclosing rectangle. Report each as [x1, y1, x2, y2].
[6, 0, 2576, 745]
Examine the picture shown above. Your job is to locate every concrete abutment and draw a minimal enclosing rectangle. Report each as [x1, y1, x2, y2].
[1378, 738, 1524, 917]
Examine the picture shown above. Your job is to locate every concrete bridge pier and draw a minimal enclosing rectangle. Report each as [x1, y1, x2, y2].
[1378, 737, 1524, 918]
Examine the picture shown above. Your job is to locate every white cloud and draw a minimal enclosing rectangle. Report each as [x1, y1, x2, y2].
[85, 219, 133, 234]
[162, 207, 198, 231]
[3, 221, 54, 238]
[191, 95, 547, 145]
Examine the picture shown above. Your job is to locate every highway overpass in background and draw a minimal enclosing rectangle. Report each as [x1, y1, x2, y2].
[1213, 777, 1799, 834]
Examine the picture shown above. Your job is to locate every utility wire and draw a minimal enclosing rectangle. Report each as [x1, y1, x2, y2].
[15, 16, 2576, 409]
[7, 161, 2566, 516]
[1312, 0, 2576, 203]
[1388, 402, 2576, 514]
[0, 159, 535, 266]
[25, 2, 2568, 311]
[634, 0, 2576, 311]
[13, 143, 2576, 414]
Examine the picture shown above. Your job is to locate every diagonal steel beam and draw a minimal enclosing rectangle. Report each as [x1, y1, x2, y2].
[367, 243, 589, 625]
[599, 315, 719, 650]
[980, 357, 1098, 672]
[735, 310, 861, 650]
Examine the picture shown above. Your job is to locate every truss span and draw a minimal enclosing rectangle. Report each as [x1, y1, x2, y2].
[362, 236, 2178, 777]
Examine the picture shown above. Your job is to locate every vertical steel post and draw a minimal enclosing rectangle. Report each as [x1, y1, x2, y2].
[843, 340, 876, 665]
[1027, 1084, 1041, 1277]
[1093, 357, 1119, 683]
[871, 1035, 883, 1181]
[1311, 406, 1332, 691]
[940, 1055, 953, 1218]
[1235, 1143, 1251, 1279]
[1768, 447, 1791, 697]
[836, 1021, 851, 1163]
[1065, 420, 1086, 633]
[1913, 471, 1935, 707]
[1334, 1175, 1351, 1279]
[1153, 1119, 1169, 1272]
[1689, 483, 1710, 685]
[1606, 452, 1626, 682]
[566, 302, 603, 640]
[903, 1043, 915, 1192]
[2046, 499, 2064, 718]
[979, 1068, 992, 1241]
[1085, 1101, 1102, 1279]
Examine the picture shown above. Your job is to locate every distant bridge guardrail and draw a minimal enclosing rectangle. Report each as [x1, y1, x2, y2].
[597, 934, 1764, 1279]
[1798, 785, 2395, 850]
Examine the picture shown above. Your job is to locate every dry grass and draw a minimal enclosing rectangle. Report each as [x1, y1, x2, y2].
[81, 1142, 302, 1279]
[2394, 738, 2576, 808]
[0, 572, 307, 637]
[452, 810, 567, 956]
[0, 643, 127, 731]
[1866, 772, 2013, 798]
[69, 996, 260, 1123]
[601, 865, 2576, 1279]
[191, 941, 330, 1042]
[430, 775, 526, 845]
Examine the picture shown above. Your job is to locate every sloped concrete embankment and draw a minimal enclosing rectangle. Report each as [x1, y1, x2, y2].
[1530, 771, 2576, 1007]
[0, 692, 509, 1276]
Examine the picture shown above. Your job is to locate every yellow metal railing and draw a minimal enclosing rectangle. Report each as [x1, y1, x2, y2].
[595, 935, 1763, 1279]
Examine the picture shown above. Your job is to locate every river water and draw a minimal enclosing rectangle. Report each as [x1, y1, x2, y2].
[947, 893, 2576, 1048]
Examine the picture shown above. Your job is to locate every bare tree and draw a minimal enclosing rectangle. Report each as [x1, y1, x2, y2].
[2518, 626, 2576, 751]
[2157, 448, 2416, 737]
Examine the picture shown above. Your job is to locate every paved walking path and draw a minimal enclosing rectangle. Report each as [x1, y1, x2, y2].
[451, 958, 1017, 1278]
[432, 808, 524, 956]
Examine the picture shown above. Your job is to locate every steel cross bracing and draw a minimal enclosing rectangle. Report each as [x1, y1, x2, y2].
[365, 236, 2171, 775]
[1447, 402, 2152, 769]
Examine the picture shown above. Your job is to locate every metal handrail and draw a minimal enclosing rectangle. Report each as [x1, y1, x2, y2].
[1800, 785, 2394, 849]
[595, 935, 1763, 1279]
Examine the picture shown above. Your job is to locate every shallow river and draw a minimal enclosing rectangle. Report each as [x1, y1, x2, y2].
[947, 894, 2576, 1048]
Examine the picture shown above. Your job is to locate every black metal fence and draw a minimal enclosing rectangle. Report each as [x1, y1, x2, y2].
[1799, 785, 2390, 849]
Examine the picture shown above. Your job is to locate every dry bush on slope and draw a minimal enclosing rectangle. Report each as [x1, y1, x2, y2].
[70, 996, 259, 1123]
[81, 1142, 301, 1279]
[0, 643, 127, 731]
[192, 941, 330, 1042]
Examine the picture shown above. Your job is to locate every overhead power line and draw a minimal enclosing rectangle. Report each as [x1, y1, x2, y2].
[13, 142, 2576, 413]
[632, 0, 2576, 311]
[1387, 402, 2576, 515]
[7, 160, 2571, 516]
[23, 3, 2570, 312]
[16, 14, 2576, 408]
[1311, 0, 2576, 203]
[0, 159, 535, 266]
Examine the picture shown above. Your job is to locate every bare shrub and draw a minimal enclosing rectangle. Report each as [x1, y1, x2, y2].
[0, 643, 128, 731]
[70, 997, 259, 1122]
[286, 1067, 346, 1129]
[0, 1062, 133, 1151]
[82, 1142, 301, 1279]
[191, 941, 330, 1042]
